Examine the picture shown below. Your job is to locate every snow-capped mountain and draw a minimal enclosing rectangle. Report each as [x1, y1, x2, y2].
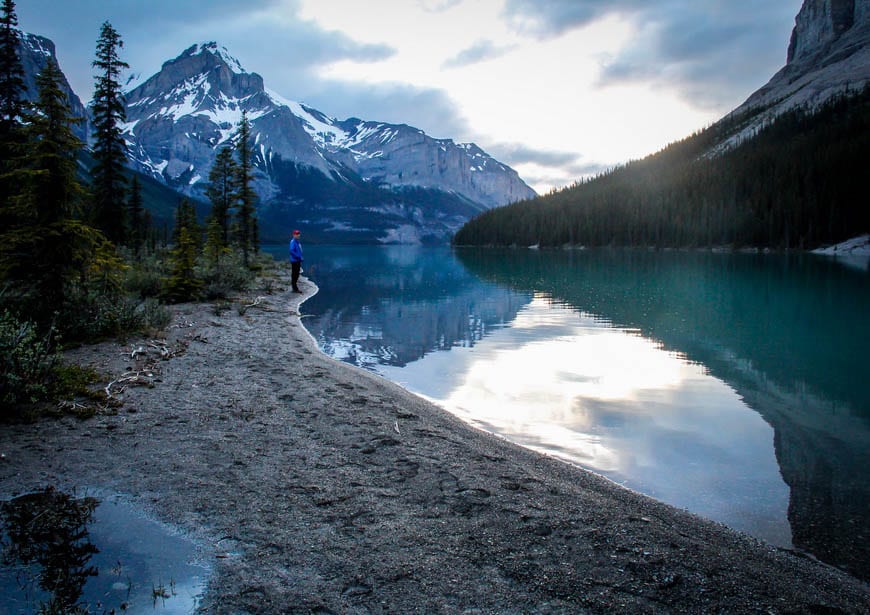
[15, 30, 88, 141]
[122, 42, 536, 243]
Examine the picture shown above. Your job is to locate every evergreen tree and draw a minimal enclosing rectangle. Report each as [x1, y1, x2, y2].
[127, 175, 145, 257]
[90, 21, 128, 245]
[163, 201, 203, 303]
[203, 216, 228, 268]
[0, 0, 25, 134]
[171, 197, 200, 250]
[205, 146, 236, 247]
[0, 60, 97, 322]
[0, 0, 26, 232]
[232, 110, 257, 267]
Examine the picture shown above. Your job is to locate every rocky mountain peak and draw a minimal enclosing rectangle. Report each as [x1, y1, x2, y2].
[14, 30, 88, 140]
[112, 41, 536, 242]
[712, 0, 869, 153]
[126, 41, 266, 114]
[787, 0, 869, 63]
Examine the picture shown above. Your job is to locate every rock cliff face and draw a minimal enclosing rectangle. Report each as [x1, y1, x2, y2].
[715, 0, 869, 151]
[121, 43, 536, 243]
[787, 0, 865, 62]
[15, 31, 88, 140]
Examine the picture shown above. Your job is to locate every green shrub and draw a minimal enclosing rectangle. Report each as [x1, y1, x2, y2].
[197, 251, 253, 300]
[124, 255, 167, 299]
[59, 291, 172, 341]
[0, 311, 59, 412]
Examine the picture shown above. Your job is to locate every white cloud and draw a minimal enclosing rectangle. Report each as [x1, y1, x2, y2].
[16, 0, 805, 193]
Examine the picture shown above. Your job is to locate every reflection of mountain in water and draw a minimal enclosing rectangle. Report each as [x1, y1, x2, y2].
[304, 246, 531, 369]
[457, 247, 870, 580]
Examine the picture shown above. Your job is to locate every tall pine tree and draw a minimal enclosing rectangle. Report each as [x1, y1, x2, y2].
[232, 110, 257, 267]
[0, 0, 26, 233]
[163, 199, 203, 303]
[0, 0, 25, 134]
[90, 21, 128, 245]
[127, 175, 145, 257]
[206, 145, 236, 248]
[0, 60, 98, 322]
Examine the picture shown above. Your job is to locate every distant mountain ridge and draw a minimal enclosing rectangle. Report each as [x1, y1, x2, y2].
[14, 37, 535, 244]
[120, 42, 535, 243]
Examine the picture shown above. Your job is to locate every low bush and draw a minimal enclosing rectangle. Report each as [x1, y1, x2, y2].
[0, 310, 58, 413]
[124, 252, 168, 299]
[60, 291, 172, 341]
[197, 251, 254, 300]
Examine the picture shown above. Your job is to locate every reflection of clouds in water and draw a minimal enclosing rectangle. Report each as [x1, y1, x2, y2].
[404, 297, 791, 546]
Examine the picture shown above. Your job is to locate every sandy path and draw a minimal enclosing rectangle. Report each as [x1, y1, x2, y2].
[1, 271, 867, 614]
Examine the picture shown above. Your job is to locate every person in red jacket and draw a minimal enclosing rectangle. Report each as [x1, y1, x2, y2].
[289, 229, 303, 293]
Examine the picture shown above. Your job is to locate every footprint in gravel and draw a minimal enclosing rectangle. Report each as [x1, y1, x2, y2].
[360, 436, 400, 454]
[383, 458, 420, 481]
[342, 583, 373, 598]
[438, 471, 459, 493]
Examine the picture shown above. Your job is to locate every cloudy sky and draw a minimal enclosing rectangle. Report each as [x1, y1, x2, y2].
[16, 0, 802, 193]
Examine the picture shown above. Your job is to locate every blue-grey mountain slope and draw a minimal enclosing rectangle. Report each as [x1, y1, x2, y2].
[121, 42, 536, 243]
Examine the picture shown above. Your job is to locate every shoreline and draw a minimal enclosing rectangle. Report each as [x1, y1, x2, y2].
[1, 269, 868, 613]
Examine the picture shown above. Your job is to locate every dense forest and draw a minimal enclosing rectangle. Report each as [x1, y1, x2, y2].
[0, 2, 267, 415]
[454, 87, 870, 249]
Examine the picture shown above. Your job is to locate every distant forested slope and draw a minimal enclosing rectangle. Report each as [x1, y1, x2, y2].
[454, 88, 869, 250]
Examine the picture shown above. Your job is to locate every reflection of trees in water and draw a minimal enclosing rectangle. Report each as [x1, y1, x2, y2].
[458, 247, 870, 581]
[1, 487, 99, 613]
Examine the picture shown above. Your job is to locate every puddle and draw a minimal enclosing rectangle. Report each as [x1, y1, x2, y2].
[0, 487, 209, 614]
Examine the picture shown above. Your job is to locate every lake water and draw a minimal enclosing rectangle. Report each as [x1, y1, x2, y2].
[283, 244, 869, 581]
[0, 488, 207, 614]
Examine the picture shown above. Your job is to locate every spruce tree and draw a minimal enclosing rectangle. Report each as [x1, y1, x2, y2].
[203, 216, 227, 269]
[0, 60, 92, 321]
[90, 21, 129, 245]
[127, 175, 145, 257]
[0, 0, 25, 134]
[171, 197, 200, 250]
[163, 200, 203, 303]
[0, 0, 25, 233]
[232, 110, 257, 267]
[206, 146, 236, 247]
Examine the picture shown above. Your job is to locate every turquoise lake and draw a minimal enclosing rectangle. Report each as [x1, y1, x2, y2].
[284, 244, 869, 581]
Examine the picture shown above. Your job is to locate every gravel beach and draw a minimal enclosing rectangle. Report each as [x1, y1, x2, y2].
[1, 269, 868, 614]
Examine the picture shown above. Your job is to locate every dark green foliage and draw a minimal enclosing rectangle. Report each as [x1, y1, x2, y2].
[197, 250, 253, 300]
[89, 21, 128, 244]
[454, 88, 870, 250]
[60, 290, 171, 341]
[163, 201, 203, 303]
[123, 248, 167, 298]
[127, 175, 146, 256]
[232, 110, 258, 266]
[0, 59, 97, 324]
[172, 197, 201, 249]
[0, 0, 25, 131]
[0, 309, 57, 410]
[206, 145, 235, 247]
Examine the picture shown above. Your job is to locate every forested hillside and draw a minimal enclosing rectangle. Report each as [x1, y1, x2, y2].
[454, 88, 870, 250]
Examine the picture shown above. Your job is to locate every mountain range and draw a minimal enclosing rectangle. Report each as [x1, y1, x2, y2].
[15, 0, 867, 245]
[16, 39, 536, 244]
